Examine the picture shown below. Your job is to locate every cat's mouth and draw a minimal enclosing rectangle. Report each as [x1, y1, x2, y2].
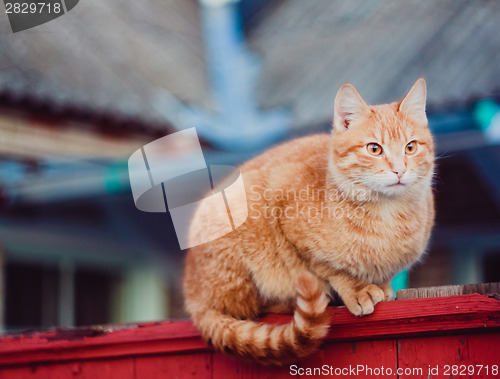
[388, 182, 405, 187]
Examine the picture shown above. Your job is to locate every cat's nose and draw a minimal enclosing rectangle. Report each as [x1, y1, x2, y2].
[392, 170, 406, 179]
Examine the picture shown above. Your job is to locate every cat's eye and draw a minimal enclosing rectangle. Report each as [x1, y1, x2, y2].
[405, 141, 418, 155]
[366, 143, 383, 156]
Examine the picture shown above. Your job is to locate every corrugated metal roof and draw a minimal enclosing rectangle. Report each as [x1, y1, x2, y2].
[0, 0, 210, 125]
[0, 0, 499, 130]
[249, 0, 500, 127]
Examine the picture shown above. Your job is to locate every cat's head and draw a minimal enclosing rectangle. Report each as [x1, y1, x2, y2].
[330, 78, 434, 200]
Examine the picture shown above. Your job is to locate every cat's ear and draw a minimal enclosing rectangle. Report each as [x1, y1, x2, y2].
[399, 78, 427, 124]
[333, 83, 371, 131]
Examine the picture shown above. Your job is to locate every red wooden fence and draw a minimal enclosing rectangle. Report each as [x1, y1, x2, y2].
[0, 294, 499, 378]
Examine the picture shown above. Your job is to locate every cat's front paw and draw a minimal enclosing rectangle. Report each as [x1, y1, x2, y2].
[380, 283, 395, 301]
[343, 284, 385, 316]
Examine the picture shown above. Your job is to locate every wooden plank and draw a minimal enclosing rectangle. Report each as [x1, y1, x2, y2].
[299, 339, 398, 377]
[212, 353, 290, 379]
[263, 294, 500, 342]
[210, 340, 398, 378]
[0, 294, 498, 366]
[0, 320, 210, 366]
[0, 360, 135, 379]
[78, 359, 135, 379]
[0, 363, 77, 379]
[397, 282, 500, 300]
[398, 333, 500, 378]
[135, 353, 212, 379]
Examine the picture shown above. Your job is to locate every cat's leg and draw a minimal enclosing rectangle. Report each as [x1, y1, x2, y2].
[184, 244, 260, 320]
[259, 270, 330, 314]
[327, 272, 385, 316]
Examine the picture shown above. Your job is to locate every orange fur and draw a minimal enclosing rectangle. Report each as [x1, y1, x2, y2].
[183, 79, 435, 364]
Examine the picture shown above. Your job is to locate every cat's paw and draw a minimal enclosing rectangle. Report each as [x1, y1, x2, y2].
[380, 283, 395, 301]
[343, 284, 385, 316]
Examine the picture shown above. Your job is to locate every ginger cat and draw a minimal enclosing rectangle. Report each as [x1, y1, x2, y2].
[183, 78, 435, 365]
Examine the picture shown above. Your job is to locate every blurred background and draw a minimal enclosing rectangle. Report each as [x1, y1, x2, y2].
[0, 0, 500, 333]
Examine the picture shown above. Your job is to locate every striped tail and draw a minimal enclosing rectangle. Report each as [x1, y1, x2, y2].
[193, 273, 330, 365]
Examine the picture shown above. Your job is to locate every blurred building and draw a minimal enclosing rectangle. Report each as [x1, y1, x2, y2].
[0, 0, 500, 332]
